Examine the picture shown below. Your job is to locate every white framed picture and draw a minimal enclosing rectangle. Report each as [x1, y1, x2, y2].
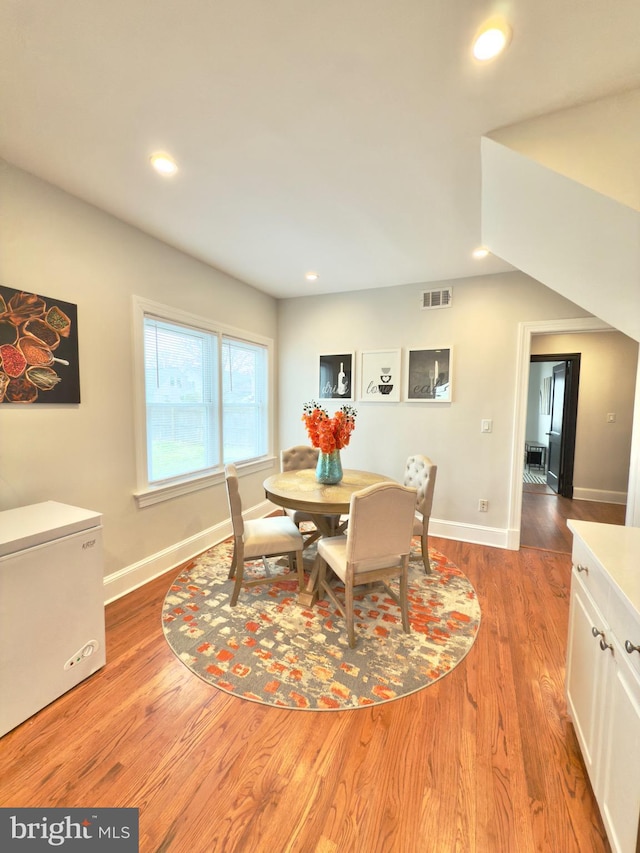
[405, 347, 452, 402]
[358, 349, 401, 402]
[318, 352, 355, 401]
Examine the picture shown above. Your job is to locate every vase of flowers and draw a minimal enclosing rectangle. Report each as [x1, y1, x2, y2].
[302, 401, 357, 484]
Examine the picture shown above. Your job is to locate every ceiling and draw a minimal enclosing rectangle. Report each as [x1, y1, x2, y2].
[2, 1, 640, 299]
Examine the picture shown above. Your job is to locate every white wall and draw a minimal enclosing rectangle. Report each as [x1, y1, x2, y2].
[0, 161, 279, 593]
[488, 88, 640, 212]
[277, 273, 596, 548]
[531, 332, 638, 502]
[481, 137, 640, 342]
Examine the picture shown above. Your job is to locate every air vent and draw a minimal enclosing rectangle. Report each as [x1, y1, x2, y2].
[421, 287, 452, 310]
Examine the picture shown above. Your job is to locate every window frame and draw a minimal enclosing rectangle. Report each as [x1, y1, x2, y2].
[132, 296, 275, 507]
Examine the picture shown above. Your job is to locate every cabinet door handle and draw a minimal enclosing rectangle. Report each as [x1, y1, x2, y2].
[592, 627, 605, 639]
[625, 640, 640, 655]
[576, 564, 589, 574]
[599, 638, 614, 653]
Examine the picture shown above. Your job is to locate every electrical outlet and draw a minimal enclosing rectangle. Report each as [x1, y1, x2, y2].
[478, 499, 488, 512]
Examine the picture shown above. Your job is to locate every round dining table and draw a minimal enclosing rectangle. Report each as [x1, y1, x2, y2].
[263, 467, 394, 604]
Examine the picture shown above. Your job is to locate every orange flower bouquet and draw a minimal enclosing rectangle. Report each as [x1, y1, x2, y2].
[302, 401, 357, 453]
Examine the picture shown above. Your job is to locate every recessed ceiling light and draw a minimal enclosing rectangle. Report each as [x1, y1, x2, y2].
[472, 247, 490, 259]
[150, 152, 178, 176]
[305, 272, 319, 281]
[473, 18, 512, 61]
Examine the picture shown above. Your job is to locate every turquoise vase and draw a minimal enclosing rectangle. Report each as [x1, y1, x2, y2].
[316, 450, 343, 484]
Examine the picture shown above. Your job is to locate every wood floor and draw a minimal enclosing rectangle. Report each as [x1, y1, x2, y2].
[521, 483, 626, 552]
[0, 495, 625, 852]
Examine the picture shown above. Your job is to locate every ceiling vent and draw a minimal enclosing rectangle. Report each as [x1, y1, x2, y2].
[421, 287, 452, 310]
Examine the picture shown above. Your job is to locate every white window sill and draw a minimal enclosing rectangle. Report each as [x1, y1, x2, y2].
[133, 456, 276, 508]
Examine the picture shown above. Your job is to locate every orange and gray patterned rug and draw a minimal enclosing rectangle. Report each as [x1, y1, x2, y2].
[162, 538, 481, 710]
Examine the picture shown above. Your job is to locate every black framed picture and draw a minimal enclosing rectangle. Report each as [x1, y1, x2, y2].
[318, 352, 354, 401]
[405, 347, 452, 402]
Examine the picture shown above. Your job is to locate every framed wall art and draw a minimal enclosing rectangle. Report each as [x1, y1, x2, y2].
[318, 352, 354, 401]
[0, 285, 80, 404]
[405, 347, 452, 402]
[358, 349, 401, 402]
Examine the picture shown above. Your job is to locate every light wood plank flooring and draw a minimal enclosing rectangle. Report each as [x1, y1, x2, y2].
[0, 496, 623, 852]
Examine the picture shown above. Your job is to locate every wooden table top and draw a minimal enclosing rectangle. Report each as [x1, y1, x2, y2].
[264, 468, 394, 515]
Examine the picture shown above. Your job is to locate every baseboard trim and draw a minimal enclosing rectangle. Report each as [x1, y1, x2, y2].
[572, 487, 627, 505]
[103, 499, 275, 604]
[430, 518, 510, 550]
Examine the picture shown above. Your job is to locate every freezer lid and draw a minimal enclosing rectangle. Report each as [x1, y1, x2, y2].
[0, 501, 103, 556]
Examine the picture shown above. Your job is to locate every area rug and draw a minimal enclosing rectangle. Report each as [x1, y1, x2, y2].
[523, 469, 546, 484]
[162, 538, 481, 710]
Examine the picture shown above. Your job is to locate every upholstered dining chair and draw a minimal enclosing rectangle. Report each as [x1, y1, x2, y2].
[224, 464, 305, 606]
[280, 445, 319, 533]
[280, 445, 337, 546]
[403, 455, 437, 574]
[315, 481, 417, 648]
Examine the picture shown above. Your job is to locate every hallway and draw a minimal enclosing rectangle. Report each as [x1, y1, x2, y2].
[521, 483, 626, 553]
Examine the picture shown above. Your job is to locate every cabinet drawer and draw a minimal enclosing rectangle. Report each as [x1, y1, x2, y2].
[572, 538, 613, 625]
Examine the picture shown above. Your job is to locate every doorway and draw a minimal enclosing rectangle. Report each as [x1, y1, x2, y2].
[509, 317, 613, 551]
[529, 353, 580, 498]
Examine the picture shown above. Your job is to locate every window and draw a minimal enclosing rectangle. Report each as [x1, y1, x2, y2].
[222, 337, 268, 464]
[133, 297, 272, 505]
[144, 318, 219, 482]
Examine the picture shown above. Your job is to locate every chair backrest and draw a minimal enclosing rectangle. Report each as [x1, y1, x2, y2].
[346, 482, 416, 573]
[280, 445, 319, 471]
[224, 464, 244, 538]
[404, 455, 437, 517]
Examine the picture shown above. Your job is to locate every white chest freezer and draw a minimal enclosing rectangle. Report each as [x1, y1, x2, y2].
[0, 501, 106, 737]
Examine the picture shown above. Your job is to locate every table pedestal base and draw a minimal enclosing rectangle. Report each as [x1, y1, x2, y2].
[297, 589, 318, 607]
[297, 514, 348, 606]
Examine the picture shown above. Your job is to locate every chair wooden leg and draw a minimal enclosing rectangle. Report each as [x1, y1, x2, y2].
[317, 554, 326, 593]
[230, 563, 244, 606]
[345, 584, 356, 648]
[228, 543, 238, 579]
[294, 549, 305, 592]
[421, 533, 431, 574]
[400, 562, 410, 634]
[229, 541, 245, 606]
[298, 553, 321, 607]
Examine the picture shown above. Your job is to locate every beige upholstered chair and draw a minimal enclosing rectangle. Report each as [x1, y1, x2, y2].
[224, 464, 305, 606]
[281, 444, 319, 473]
[315, 481, 417, 648]
[403, 455, 437, 574]
[280, 445, 319, 531]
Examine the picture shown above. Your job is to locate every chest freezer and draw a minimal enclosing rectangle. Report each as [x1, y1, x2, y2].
[0, 501, 106, 737]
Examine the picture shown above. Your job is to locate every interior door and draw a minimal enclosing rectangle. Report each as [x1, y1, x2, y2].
[546, 363, 566, 493]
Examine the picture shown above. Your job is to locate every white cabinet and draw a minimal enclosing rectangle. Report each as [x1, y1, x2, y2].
[599, 650, 640, 853]
[566, 521, 640, 853]
[566, 573, 612, 778]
